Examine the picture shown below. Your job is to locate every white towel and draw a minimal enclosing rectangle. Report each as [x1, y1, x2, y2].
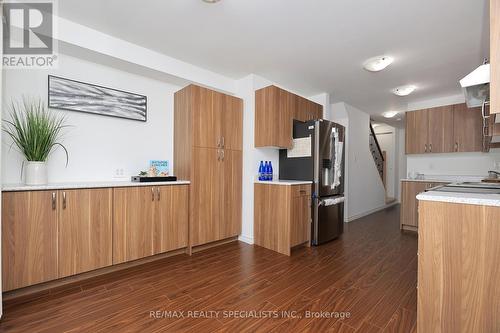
[321, 196, 345, 206]
[332, 128, 344, 190]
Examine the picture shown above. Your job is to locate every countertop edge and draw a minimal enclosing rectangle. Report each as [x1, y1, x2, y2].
[254, 180, 313, 186]
[2, 180, 191, 192]
[416, 192, 500, 207]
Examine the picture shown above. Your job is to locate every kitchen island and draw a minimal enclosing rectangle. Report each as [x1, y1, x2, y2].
[416, 188, 500, 333]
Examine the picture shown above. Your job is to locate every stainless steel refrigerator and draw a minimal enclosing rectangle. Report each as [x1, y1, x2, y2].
[279, 119, 345, 245]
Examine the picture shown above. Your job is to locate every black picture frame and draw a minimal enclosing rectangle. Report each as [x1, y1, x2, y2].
[48, 75, 148, 122]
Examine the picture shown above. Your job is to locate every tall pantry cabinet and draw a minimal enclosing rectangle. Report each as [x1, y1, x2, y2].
[174, 84, 243, 250]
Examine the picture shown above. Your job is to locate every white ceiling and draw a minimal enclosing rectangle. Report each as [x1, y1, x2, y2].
[58, 0, 490, 118]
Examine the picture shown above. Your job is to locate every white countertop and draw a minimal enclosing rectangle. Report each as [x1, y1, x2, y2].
[402, 175, 486, 184]
[401, 179, 450, 183]
[417, 191, 500, 207]
[2, 180, 191, 192]
[254, 179, 313, 186]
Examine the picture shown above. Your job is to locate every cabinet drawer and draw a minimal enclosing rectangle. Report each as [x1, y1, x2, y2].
[291, 185, 311, 197]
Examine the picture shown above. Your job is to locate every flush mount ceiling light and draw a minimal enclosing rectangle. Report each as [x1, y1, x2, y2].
[202, 0, 221, 3]
[363, 56, 394, 72]
[392, 85, 417, 96]
[383, 111, 399, 118]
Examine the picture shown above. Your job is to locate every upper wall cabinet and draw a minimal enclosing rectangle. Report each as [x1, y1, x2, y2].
[405, 103, 482, 154]
[191, 86, 243, 150]
[255, 85, 323, 148]
[491, 0, 499, 114]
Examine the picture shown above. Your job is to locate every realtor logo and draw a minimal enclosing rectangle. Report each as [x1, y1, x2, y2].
[2, 1, 58, 68]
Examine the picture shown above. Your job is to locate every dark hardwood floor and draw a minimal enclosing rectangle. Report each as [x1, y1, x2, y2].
[0, 205, 417, 333]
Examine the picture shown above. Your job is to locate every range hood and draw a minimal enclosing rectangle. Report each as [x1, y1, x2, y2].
[459, 63, 490, 108]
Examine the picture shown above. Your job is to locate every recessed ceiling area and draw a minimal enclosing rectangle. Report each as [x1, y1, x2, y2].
[58, 0, 489, 116]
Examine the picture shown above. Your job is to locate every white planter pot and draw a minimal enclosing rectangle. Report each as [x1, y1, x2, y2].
[25, 161, 48, 185]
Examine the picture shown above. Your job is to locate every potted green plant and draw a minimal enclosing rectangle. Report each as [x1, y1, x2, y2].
[3, 98, 69, 185]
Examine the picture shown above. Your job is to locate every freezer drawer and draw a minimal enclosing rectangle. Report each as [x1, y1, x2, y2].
[312, 197, 344, 245]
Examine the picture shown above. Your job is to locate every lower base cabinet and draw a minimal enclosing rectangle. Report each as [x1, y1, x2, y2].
[400, 181, 444, 231]
[113, 185, 189, 264]
[2, 190, 59, 291]
[418, 201, 500, 333]
[254, 183, 311, 256]
[58, 188, 113, 278]
[2, 184, 189, 292]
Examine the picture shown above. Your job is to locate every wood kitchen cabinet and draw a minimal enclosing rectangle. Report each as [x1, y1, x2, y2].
[191, 147, 222, 246]
[58, 188, 112, 278]
[254, 183, 311, 256]
[405, 109, 428, 154]
[174, 84, 243, 250]
[154, 185, 189, 254]
[2, 191, 58, 291]
[400, 181, 443, 231]
[114, 184, 189, 263]
[453, 103, 483, 152]
[255, 85, 293, 148]
[255, 85, 323, 148]
[427, 106, 454, 153]
[221, 149, 243, 240]
[113, 186, 155, 264]
[417, 200, 500, 332]
[491, 0, 499, 114]
[2, 184, 189, 291]
[405, 103, 483, 154]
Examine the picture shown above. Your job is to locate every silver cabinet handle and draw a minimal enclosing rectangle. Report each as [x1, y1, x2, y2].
[429, 144, 432, 153]
[52, 192, 56, 210]
[217, 137, 221, 148]
[217, 149, 221, 161]
[221, 136, 225, 148]
[157, 187, 160, 201]
[151, 187, 155, 201]
[62, 192, 67, 209]
[455, 142, 458, 152]
[221, 150, 225, 161]
[424, 144, 427, 153]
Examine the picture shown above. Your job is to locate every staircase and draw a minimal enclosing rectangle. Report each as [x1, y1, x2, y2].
[369, 122, 396, 204]
[369, 122, 384, 181]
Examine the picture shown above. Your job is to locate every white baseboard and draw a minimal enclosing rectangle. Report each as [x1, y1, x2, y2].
[345, 201, 398, 222]
[238, 234, 254, 244]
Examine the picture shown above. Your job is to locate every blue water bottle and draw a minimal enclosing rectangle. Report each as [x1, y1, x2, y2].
[269, 161, 273, 181]
[264, 161, 269, 180]
[258, 161, 264, 181]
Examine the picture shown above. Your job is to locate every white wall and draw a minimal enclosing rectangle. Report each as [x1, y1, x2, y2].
[237, 74, 280, 244]
[407, 152, 500, 177]
[330, 102, 387, 221]
[2, 53, 182, 183]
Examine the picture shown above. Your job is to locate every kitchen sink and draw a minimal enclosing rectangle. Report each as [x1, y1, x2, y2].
[431, 182, 500, 194]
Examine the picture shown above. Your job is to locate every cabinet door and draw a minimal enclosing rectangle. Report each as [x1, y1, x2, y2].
[291, 194, 311, 247]
[191, 147, 222, 246]
[113, 187, 155, 264]
[278, 88, 294, 148]
[453, 103, 483, 152]
[154, 185, 189, 254]
[313, 103, 323, 120]
[400, 182, 427, 228]
[2, 191, 58, 291]
[222, 94, 243, 151]
[220, 150, 242, 240]
[427, 106, 454, 153]
[295, 96, 308, 122]
[58, 189, 112, 278]
[491, 0, 500, 114]
[405, 110, 428, 154]
[193, 86, 221, 149]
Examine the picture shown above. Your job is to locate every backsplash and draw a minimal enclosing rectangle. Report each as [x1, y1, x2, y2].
[407, 151, 500, 177]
